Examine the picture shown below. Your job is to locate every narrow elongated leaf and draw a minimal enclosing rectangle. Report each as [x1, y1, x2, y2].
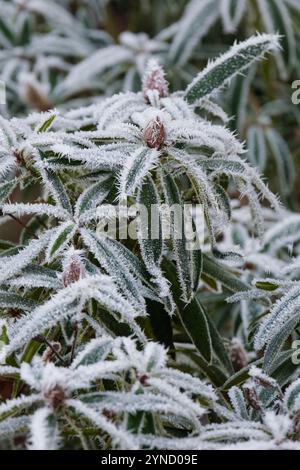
[202, 254, 249, 293]
[71, 337, 114, 368]
[163, 259, 212, 362]
[254, 285, 300, 352]
[263, 312, 300, 371]
[169, 0, 219, 65]
[137, 177, 170, 299]
[37, 113, 57, 134]
[118, 146, 160, 199]
[185, 34, 279, 103]
[75, 175, 113, 218]
[265, 128, 295, 196]
[80, 228, 146, 312]
[137, 176, 162, 267]
[28, 408, 60, 450]
[204, 309, 234, 375]
[0, 291, 38, 311]
[3, 275, 137, 358]
[283, 379, 300, 413]
[220, 0, 247, 33]
[45, 222, 76, 262]
[228, 386, 249, 419]
[0, 178, 19, 204]
[0, 231, 51, 284]
[161, 170, 201, 303]
[258, 0, 296, 77]
[42, 169, 73, 215]
[178, 298, 212, 363]
[247, 126, 267, 172]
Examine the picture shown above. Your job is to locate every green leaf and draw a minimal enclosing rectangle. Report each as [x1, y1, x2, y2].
[0, 178, 19, 204]
[258, 0, 296, 74]
[91, 301, 132, 338]
[268, 350, 300, 386]
[263, 312, 300, 371]
[283, 380, 300, 412]
[202, 254, 249, 293]
[265, 128, 295, 196]
[185, 34, 279, 103]
[0, 17, 15, 44]
[147, 298, 174, 353]
[161, 169, 202, 302]
[168, 0, 219, 65]
[43, 169, 73, 214]
[222, 359, 263, 390]
[178, 298, 212, 363]
[75, 176, 113, 217]
[247, 126, 267, 172]
[81, 229, 146, 312]
[163, 259, 212, 363]
[37, 113, 56, 133]
[204, 309, 234, 375]
[228, 386, 249, 419]
[46, 222, 76, 262]
[119, 146, 160, 198]
[137, 176, 163, 268]
[255, 280, 279, 291]
[0, 291, 39, 311]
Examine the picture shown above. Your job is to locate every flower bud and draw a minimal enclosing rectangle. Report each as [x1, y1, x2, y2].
[20, 73, 53, 112]
[43, 384, 65, 409]
[229, 337, 247, 372]
[142, 59, 168, 103]
[143, 117, 166, 149]
[62, 249, 85, 287]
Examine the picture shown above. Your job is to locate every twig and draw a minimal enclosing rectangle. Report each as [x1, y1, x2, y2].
[35, 335, 67, 366]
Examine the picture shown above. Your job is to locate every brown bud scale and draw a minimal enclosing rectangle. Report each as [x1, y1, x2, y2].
[143, 118, 166, 149]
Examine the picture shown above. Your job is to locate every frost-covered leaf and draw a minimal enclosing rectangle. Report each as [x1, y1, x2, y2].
[247, 126, 267, 172]
[0, 231, 51, 283]
[160, 169, 201, 303]
[137, 176, 170, 300]
[258, 0, 296, 78]
[37, 112, 57, 134]
[118, 146, 160, 199]
[254, 285, 300, 352]
[80, 228, 146, 313]
[185, 34, 280, 103]
[0, 178, 19, 204]
[265, 128, 295, 196]
[220, 0, 247, 33]
[228, 386, 249, 419]
[40, 168, 73, 215]
[45, 222, 76, 262]
[169, 0, 219, 65]
[75, 175, 113, 218]
[2, 275, 140, 359]
[28, 408, 60, 450]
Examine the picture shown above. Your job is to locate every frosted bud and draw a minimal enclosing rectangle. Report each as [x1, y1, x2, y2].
[43, 384, 65, 409]
[19, 73, 53, 112]
[142, 59, 169, 103]
[143, 117, 166, 149]
[62, 248, 85, 287]
[229, 337, 247, 372]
